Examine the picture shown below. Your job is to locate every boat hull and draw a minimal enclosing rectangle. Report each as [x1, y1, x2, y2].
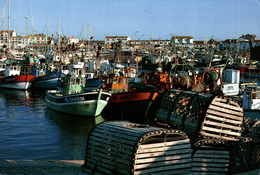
[102, 91, 159, 123]
[0, 75, 35, 90]
[32, 73, 60, 89]
[45, 90, 111, 117]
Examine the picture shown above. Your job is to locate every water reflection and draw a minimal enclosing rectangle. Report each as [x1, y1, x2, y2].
[0, 88, 46, 118]
[0, 88, 33, 107]
[45, 107, 105, 136]
[45, 107, 105, 159]
[0, 88, 105, 160]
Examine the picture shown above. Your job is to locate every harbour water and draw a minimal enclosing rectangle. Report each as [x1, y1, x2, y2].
[0, 76, 259, 161]
[0, 88, 104, 160]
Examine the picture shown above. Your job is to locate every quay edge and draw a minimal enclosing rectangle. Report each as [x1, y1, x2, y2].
[0, 159, 259, 174]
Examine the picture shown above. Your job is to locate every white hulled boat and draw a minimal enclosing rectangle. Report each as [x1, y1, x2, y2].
[0, 64, 35, 90]
[45, 63, 111, 117]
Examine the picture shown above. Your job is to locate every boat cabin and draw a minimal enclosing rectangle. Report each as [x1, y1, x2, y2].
[142, 71, 169, 91]
[125, 66, 138, 78]
[243, 86, 260, 110]
[34, 64, 47, 77]
[4, 65, 21, 76]
[102, 76, 128, 93]
[4, 65, 33, 77]
[61, 64, 70, 75]
[61, 66, 86, 96]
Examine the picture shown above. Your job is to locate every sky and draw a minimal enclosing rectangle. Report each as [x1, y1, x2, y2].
[1, 0, 260, 41]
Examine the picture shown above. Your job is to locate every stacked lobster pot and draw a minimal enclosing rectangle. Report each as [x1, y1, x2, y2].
[83, 121, 192, 175]
[154, 89, 260, 173]
[229, 139, 260, 174]
[200, 97, 244, 141]
[155, 89, 244, 141]
[155, 89, 214, 139]
[244, 118, 260, 142]
[192, 139, 230, 174]
[230, 119, 260, 173]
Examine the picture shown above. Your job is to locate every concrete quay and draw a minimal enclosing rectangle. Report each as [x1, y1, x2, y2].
[0, 159, 259, 174]
[0, 160, 89, 175]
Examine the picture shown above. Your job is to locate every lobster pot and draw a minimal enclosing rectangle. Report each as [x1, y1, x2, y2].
[156, 89, 183, 125]
[229, 139, 260, 174]
[242, 117, 260, 142]
[183, 93, 213, 136]
[155, 89, 213, 137]
[200, 97, 244, 141]
[83, 121, 192, 175]
[248, 120, 260, 142]
[168, 91, 198, 130]
[192, 139, 230, 174]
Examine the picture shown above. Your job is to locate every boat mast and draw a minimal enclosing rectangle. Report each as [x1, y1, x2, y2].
[58, 16, 60, 53]
[8, 0, 10, 49]
[94, 27, 96, 51]
[47, 17, 49, 37]
[94, 28, 95, 41]
[82, 23, 85, 44]
[47, 16, 49, 52]
[2, 4, 5, 32]
[87, 24, 90, 52]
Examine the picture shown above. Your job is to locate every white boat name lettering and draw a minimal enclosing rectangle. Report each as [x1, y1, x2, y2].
[65, 97, 85, 102]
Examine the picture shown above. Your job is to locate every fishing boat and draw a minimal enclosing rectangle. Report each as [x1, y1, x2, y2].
[0, 65, 35, 90]
[101, 75, 159, 124]
[243, 85, 260, 120]
[45, 64, 111, 117]
[32, 64, 60, 89]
